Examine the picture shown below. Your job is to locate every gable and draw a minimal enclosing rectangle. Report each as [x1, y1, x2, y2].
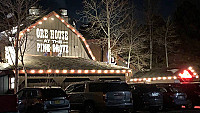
[19, 11, 95, 60]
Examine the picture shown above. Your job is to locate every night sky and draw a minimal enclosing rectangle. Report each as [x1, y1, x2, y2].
[40, 0, 176, 24]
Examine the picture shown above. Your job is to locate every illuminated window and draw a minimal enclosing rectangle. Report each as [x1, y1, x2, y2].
[11, 77, 15, 89]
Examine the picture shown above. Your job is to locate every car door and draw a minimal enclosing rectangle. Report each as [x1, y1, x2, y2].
[66, 84, 85, 110]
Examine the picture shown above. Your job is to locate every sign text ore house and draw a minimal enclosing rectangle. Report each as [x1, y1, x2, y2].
[36, 28, 69, 54]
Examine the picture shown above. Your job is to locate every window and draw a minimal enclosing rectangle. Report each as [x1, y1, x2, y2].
[72, 84, 85, 92]
[89, 83, 105, 92]
[10, 77, 15, 89]
[26, 90, 38, 98]
[66, 85, 74, 93]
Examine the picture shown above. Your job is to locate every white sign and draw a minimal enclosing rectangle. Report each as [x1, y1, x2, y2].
[36, 28, 69, 54]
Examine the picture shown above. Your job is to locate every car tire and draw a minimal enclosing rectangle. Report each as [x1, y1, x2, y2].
[84, 102, 95, 113]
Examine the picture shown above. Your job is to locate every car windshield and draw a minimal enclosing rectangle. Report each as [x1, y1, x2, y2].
[41, 88, 66, 98]
[170, 87, 183, 93]
[137, 85, 160, 92]
[89, 82, 129, 92]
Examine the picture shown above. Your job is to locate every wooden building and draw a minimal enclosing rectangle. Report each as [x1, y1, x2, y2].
[0, 11, 131, 89]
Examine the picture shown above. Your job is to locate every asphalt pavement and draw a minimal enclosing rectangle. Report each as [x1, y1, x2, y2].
[71, 109, 200, 113]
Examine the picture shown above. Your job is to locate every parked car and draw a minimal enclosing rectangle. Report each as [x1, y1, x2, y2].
[16, 88, 70, 113]
[156, 84, 187, 110]
[129, 84, 163, 113]
[172, 82, 200, 109]
[65, 81, 133, 113]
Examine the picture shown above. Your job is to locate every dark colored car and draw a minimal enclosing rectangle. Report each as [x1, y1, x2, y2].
[172, 82, 200, 109]
[157, 85, 187, 110]
[129, 84, 163, 113]
[16, 88, 70, 113]
[65, 81, 133, 113]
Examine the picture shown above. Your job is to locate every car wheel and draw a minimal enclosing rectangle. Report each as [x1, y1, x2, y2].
[85, 102, 95, 113]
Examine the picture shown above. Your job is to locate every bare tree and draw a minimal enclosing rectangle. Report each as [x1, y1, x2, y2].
[144, 0, 160, 69]
[0, 0, 40, 93]
[155, 16, 178, 68]
[79, 0, 130, 64]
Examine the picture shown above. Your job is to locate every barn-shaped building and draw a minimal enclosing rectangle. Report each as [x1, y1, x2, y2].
[1, 11, 131, 90]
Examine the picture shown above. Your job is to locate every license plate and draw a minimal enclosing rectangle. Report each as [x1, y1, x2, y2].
[54, 100, 61, 104]
[151, 92, 159, 96]
[178, 96, 184, 99]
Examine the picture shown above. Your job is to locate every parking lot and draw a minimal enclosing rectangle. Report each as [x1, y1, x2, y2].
[70, 109, 200, 113]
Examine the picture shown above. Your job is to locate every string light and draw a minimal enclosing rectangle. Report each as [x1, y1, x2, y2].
[84, 70, 89, 73]
[30, 70, 35, 73]
[38, 21, 42, 24]
[56, 15, 59, 18]
[43, 17, 47, 20]
[47, 70, 52, 73]
[116, 70, 120, 73]
[62, 70, 67, 73]
[39, 70, 44, 73]
[78, 70, 82, 73]
[55, 70, 59, 73]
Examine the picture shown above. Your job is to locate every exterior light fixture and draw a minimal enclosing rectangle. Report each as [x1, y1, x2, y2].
[55, 70, 59, 73]
[62, 70, 67, 73]
[116, 70, 120, 73]
[97, 70, 102, 73]
[38, 21, 42, 24]
[91, 70, 95, 73]
[43, 17, 47, 20]
[110, 70, 114, 73]
[84, 70, 89, 73]
[70, 70, 75, 73]
[47, 70, 52, 73]
[39, 70, 44, 73]
[30, 70, 35, 73]
[56, 15, 59, 18]
[78, 70, 82, 73]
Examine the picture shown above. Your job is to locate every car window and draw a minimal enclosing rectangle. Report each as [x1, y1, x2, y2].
[106, 83, 130, 91]
[41, 88, 66, 98]
[159, 87, 167, 93]
[89, 83, 129, 92]
[72, 84, 85, 92]
[26, 90, 38, 98]
[66, 85, 74, 93]
[170, 87, 182, 93]
[89, 83, 105, 92]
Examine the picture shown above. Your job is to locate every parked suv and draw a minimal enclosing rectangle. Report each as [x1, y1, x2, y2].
[156, 84, 187, 110]
[65, 81, 133, 113]
[129, 84, 163, 113]
[172, 82, 200, 109]
[16, 88, 70, 113]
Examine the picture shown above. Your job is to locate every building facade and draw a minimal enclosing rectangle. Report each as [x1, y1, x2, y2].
[0, 11, 131, 90]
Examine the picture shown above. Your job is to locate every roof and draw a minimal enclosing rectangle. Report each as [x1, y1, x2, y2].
[19, 11, 96, 60]
[132, 69, 174, 78]
[16, 55, 127, 70]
